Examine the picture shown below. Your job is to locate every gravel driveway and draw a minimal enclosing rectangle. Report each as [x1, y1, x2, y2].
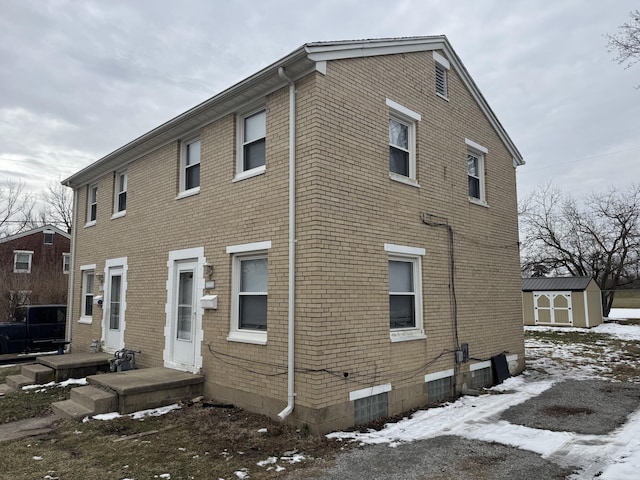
[290, 380, 640, 480]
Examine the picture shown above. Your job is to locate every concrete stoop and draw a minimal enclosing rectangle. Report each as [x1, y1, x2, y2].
[52, 367, 205, 421]
[6, 363, 55, 389]
[52, 385, 118, 420]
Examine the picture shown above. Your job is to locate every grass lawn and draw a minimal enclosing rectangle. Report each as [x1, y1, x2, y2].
[612, 290, 640, 309]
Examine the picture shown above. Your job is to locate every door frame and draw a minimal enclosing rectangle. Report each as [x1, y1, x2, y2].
[164, 247, 205, 373]
[102, 257, 128, 353]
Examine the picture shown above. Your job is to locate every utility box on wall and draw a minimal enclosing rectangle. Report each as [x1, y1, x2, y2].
[200, 295, 218, 310]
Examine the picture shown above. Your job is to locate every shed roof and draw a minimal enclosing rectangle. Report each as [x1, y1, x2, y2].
[522, 277, 594, 292]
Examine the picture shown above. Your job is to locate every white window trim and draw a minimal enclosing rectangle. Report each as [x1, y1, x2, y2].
[63, 253, 71, 274]
[465, 138, 488, 206]
[470, 360, 492, 371]
[178, 136, 201, 198]
[385, 243, 425, 343]
[86, 184, 97, 227]
[79, 263, 96, 324]
[13, 250, 33, 273]
[102, 257, 128, 352]
[349, 383, 392, 402]
[424, 369, 454, 383]
[112, 170, 127, 218]
[226, 241, 271, 345]
[235, 107, 266, 182]
[386, 99, 420, 187]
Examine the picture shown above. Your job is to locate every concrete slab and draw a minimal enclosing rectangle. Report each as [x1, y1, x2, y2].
[71, 385, 117, 413]
[0, 383, 13, 395]
[38, 352, 112, 369]
[51, 399, 93, 420]
[0, 415, 58, 443]
[6, 374, 33, 389]
[87, 367, 204, 395]
[22, 363, 54, 383]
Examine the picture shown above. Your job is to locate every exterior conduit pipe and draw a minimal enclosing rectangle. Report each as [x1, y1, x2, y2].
[66, 188, 79, 349]
[277, 66, 296, 420]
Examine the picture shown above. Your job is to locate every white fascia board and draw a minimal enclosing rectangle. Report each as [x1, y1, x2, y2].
[305, 37, 446, 62]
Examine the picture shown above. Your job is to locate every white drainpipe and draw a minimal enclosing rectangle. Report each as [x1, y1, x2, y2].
[66, 188, 79, 348]
[277, 66, 296, 420]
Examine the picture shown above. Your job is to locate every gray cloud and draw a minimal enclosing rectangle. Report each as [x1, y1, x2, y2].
[1, 0, 638, 204]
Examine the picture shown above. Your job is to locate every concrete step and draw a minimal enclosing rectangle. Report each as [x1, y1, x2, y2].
[21, 364, 55, 384]
[51, 399, 93, 420]
[0, 383, 13, 395]
[70, 386, 117, 414]
[6, 374, 33, 390]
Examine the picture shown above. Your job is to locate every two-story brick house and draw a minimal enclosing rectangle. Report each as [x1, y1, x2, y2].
[62, 36, 525, 433]
[0, 225, 71, 318]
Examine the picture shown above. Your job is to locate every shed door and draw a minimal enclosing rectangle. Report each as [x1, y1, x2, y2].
[534, 291, 573, 325]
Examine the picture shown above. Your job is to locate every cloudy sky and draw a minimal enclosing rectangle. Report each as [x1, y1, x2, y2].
[1, 0, 638, 204]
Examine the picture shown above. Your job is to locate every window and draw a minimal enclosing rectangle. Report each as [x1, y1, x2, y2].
[80, 266, 95, 321]
[465, 139, 488, 204]
[433, 51, 450, 100]
[236, 109, 266, 180]
[44, 231, 54, 244]
[385, 244, 425, 342]
[113, 170, 127, 215]
[87, 184, 97, 225]
[226, 241, 271, 344]
[13, 251, 33, 273]
[386, 99, 420, 186]
[63, 253, 71, 274]
[179, 137, 200, 197]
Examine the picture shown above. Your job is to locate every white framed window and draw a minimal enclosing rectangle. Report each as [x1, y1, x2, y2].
[86, 184, 97, 226]
[80, 265, 96, 323]
[433, 51, 450, 100]
[386, 99, 420, 187]
[226, 241, 271, 344]
[113, 170, 127, 217]
[384, 243, 425, 342]
[178, 137, 201, 198]
[13, 250, 33, 273]
[44, 230, 54, 244]
[63, 253, 71, 274]
[235, 108, 266, 181]
[465, 139, 488, 205]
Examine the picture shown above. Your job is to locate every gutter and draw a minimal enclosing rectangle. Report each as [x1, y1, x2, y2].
[66, 188, 79, 349]
[277, 67, 296, 420]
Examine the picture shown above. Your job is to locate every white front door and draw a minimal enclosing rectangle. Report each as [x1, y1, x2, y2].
[104, 266, 125, 352]
[170, 260, 197, 368]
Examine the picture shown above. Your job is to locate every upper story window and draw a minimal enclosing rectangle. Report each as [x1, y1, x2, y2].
[235, 108, 266, 181]
[386, 99, 420, 187]
[226, 241, 271, 345]
[44, 230, 54, 244]
[63, 253, 71, 274]
[86, 184, 97, 226]
[465, 138, 488, 205]
[113, 170, 127, 216]
[433, 51, 450, 100]
[178, 137, 200, 198]
[384, 243, 425, 342]
[14, 250, 33, 273]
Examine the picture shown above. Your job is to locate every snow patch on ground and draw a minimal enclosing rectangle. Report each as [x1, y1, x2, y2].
[328, 319, 640, 479]
[87, 404, 181, 422]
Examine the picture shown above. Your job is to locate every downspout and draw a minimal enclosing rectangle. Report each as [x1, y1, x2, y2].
[66, 187, 79, 349]
[277, 66, 296, 420]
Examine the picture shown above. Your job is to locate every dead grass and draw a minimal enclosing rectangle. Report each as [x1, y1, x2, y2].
[612, 290, 640, 309]
[0, 365, 21, 384]
[0, 401, 350, 480]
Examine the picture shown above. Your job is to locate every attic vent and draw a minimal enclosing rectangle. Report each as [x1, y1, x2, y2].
[44, 230, 54, 245]
[435, 63, 447, 98]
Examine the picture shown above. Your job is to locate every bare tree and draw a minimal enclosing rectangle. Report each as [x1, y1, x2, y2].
[39, 182, 73, 233]
[520, 184, 640, 317]
[0, 180, 35, 237]
[606, 10, 640, 75]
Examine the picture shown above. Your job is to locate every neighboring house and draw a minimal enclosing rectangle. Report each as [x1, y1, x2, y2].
[0, 225, 71, 318]
[522, 277, 603, 328]
[62, 36, 525, 433]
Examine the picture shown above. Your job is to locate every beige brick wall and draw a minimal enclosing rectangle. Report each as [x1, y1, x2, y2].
[70, 48, 524, 433]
